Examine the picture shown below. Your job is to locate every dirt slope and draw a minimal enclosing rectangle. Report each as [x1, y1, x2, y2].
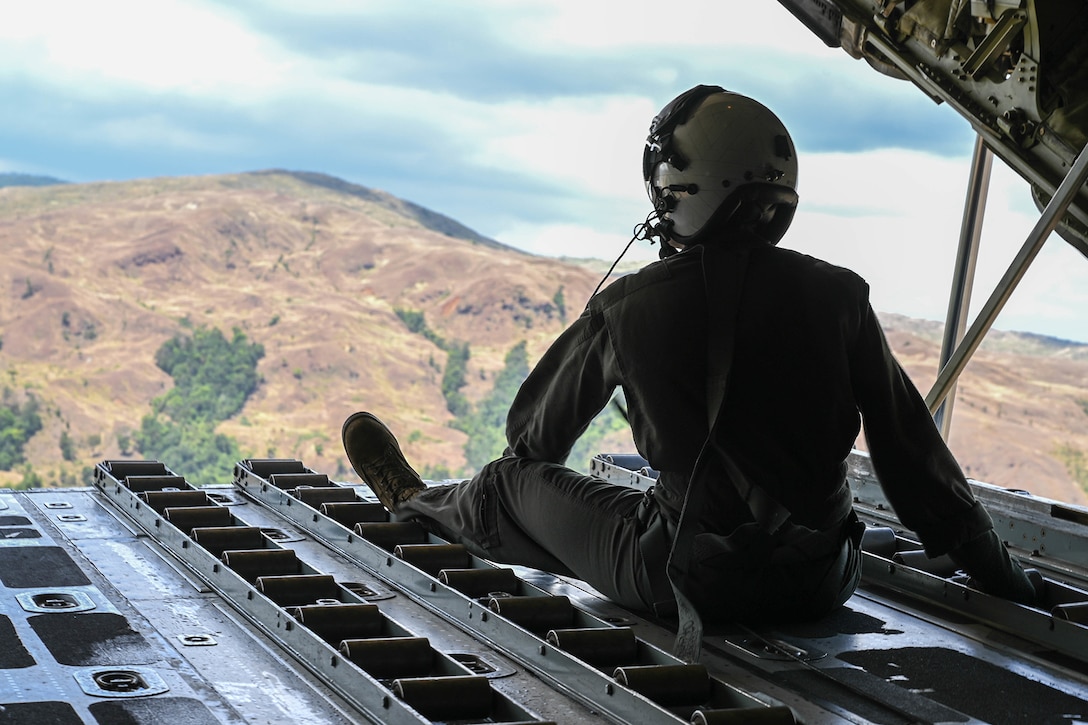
[1, 172, 1086, 505]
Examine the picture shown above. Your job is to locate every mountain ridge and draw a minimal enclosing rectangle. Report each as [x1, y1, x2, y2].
[1, 171, 1086, 506]
[0, 172, 68, 189]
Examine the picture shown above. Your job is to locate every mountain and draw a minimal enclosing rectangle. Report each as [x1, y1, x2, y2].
[0, 171, 598, 485]
[0, 172, 68, 189]
[1, 171, 1086, 506]
[873, 313, 1088, 504]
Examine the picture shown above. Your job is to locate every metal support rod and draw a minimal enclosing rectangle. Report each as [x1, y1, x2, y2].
[926, 147, 1088, 411]
[933, 136, 992, 438]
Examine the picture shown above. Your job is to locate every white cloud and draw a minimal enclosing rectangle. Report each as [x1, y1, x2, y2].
[2, 0, 1083, 342]
[785, 151, 1088, 341]
[0, 0, 293, 100]
[90, 114, 253, 153]
[496, 221, 656, 262]
[474, 94, 654, 199]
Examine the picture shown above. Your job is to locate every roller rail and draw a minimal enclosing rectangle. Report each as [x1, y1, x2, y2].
[593, 451, 1088, 668]
[91, 459, 554, 725]
[231, 457, 798, 725]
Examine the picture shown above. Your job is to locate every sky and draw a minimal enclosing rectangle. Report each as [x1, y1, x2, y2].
[3, 0, 1086, 344]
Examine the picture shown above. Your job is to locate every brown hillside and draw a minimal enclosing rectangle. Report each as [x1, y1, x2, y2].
[1, 172, 1086, 507]
[873, 314, 1088, 505]
[0, 172, 597, 484]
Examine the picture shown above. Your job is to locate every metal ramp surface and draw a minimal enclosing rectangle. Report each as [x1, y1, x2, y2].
[3, 451, 1087, 723]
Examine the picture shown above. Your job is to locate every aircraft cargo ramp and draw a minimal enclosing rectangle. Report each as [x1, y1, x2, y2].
[1, 453, 1086, 724]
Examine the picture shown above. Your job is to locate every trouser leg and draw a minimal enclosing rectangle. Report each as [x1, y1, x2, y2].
[396, 456, 671, 611]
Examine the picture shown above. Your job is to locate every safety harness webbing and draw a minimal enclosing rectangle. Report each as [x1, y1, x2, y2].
[665, 239, 794, 662]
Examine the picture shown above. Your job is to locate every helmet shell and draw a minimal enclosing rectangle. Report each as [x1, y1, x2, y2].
[645, 89, 799, 244]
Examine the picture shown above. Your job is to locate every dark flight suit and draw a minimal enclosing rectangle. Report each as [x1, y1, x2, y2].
[399, 237, 1021, 621]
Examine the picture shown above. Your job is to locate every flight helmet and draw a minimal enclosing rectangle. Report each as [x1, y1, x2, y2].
[643, 85, 799, 245]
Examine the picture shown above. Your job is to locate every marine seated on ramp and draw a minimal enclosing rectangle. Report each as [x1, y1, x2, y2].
[341, 84, 1037, 655]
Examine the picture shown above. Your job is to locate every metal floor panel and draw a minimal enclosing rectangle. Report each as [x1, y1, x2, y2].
[6, 452, 1088, 724]
[1, 488, 368, 725]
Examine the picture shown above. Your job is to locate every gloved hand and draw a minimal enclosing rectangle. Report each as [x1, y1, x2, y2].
[947, 529, 1037, 605]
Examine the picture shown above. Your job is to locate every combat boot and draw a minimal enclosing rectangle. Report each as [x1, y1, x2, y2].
[342, 411, 426, 510]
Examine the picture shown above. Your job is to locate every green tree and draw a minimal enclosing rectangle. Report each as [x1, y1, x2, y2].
[17, 465, 42, 490]
[455, 341, 529, 472]
[394, 307, 471, 416]
[0, 390, 43, 471]
[134, 416, 242, 486]
[1055, 442, 1088, 496]
[441, 342, 471, 417]
[154, 326, 264, 422]
[135, 326, 263, 484]
[59, 430, 77, 461]
[395, 307, 445, 348]
[553, 286, 567, 324]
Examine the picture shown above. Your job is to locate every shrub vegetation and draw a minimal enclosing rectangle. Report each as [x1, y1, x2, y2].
[135, 326, 263, 484]
[0, 389, 43, 471]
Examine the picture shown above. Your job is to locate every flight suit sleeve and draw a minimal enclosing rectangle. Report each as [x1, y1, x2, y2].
[850, 303, 1036, 603]
[504, 306, 620, 465]
[850, 301, 993, 555]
